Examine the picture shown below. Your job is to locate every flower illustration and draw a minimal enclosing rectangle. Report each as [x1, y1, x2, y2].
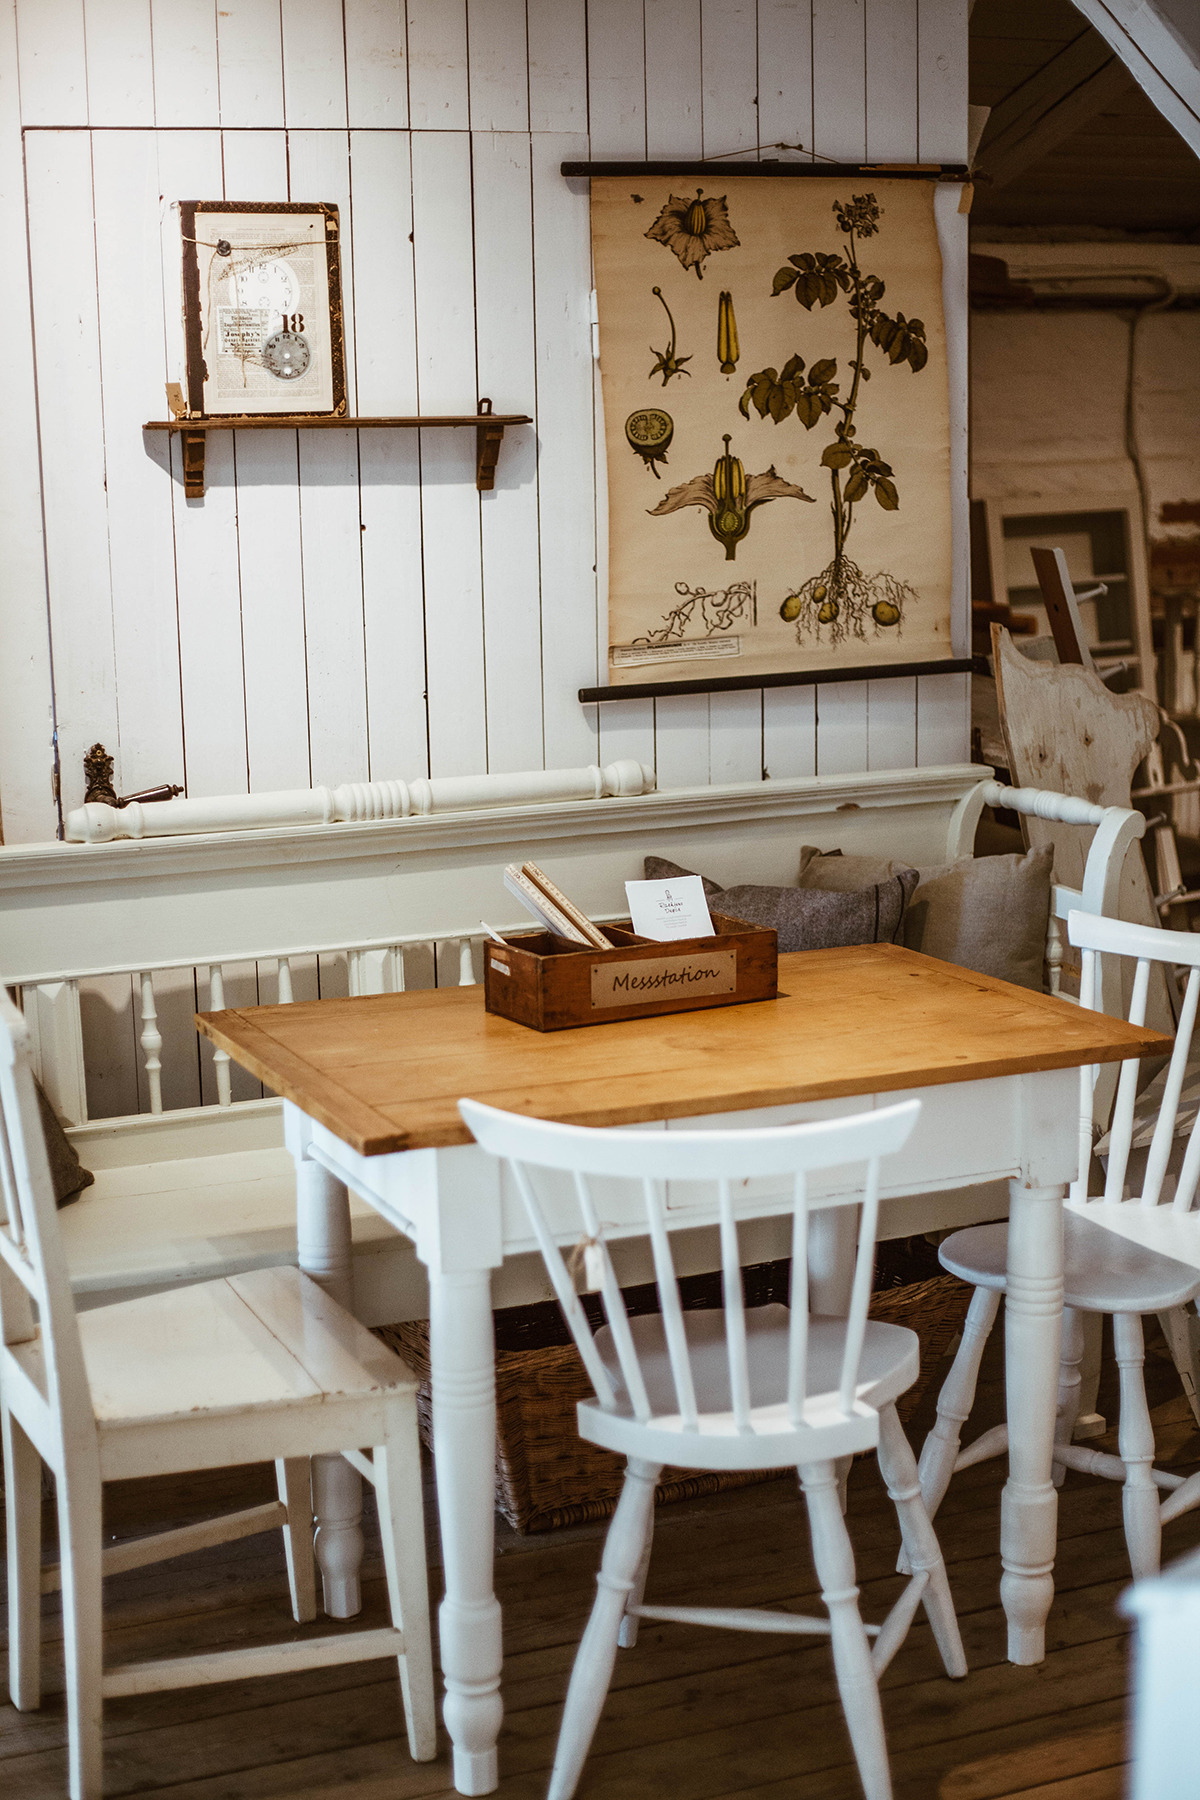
[648, 287, 692, 385]
[647, 435, 813, 559]
[645, 189, 739, 279]
[833, 193, 881, 238]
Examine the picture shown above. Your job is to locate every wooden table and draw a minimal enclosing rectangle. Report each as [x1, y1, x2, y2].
[199, 942, 1169, 1795]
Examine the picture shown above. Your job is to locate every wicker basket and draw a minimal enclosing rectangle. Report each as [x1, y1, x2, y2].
[374, 1272, 971, 1535]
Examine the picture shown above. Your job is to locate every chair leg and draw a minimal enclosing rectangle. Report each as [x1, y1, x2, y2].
[374, 1407, 438, 1763]
[3, 1406, 42, 1711]
[1113, 1312, 1162, 1580]
[800, 1459, 893, 1800]
[1053, 1307, 1086, 1491]
[917, 1286, 1001, 1519]
[618, 1497, 654, 1650]
[276, 1457, 317, 1624]
[548, 1458, 660, 1800]
[876, 1404, 967, 1680]
[56, 1457, 105, 1800]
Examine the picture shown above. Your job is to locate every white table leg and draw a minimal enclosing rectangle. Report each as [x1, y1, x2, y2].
[1001, 1178, 1065, 1664]
[430, 1267, 504, 1796]
[291, 1123, 364, 1620]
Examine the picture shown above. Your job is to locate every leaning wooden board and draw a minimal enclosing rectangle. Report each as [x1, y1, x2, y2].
[196, 942, 1171, 1157]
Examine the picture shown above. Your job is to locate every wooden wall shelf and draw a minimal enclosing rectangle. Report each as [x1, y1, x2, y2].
[143, 406, 532, 499]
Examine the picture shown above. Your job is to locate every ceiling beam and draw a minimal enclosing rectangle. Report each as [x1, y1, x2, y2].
[1070, 0, 1200, 154]
[977, 34, 1133, 188]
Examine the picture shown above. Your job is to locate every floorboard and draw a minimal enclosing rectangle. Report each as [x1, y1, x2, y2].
[1, 1314, 1192, 1798]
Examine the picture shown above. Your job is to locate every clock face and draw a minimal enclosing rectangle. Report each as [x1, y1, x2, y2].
[261, 330, 311, 380]
[231, 256, 299, 325]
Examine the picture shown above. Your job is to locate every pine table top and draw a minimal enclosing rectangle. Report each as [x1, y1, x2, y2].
[195, 943, 1172, 1157]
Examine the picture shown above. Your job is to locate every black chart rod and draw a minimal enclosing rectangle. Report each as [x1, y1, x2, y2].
[578, 657, 977, 705]
[561, 161, 969, 179]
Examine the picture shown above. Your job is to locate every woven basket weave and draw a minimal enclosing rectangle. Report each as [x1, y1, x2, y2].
[374, 1272, 970, 1535]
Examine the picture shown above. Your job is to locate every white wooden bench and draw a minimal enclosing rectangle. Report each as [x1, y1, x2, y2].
[0, 765, 1145, 1324]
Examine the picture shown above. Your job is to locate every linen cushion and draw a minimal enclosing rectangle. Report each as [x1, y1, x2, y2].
[899, 848, 1053, 992]
[641, 857, 918, 953]
[35, 1079, 95, 1208]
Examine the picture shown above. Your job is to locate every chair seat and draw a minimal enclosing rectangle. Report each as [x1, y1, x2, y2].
[939, 1207, 1200, 1313]
[578, 1304, 921, 1471]
[11, 1265, 419, 1478]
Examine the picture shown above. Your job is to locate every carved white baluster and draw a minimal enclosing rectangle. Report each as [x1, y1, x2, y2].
[348, 950, 363, 998]
[278, 957, 294, 1004]
[138, 972, 163, 1115]
[459, 937, 476, 986]
[1046, 915, 1063, 997]
[208, 966, 232, 1107]
[389, 945, 406, 993]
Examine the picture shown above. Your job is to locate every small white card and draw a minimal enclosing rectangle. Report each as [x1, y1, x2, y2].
[624, 875, 715, 943]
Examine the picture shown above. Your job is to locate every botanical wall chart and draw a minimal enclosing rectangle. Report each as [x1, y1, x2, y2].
[591, 176, 952, 686]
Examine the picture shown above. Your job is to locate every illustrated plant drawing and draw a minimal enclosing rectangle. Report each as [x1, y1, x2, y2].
[740, 194, 928, 643]
[633, 579, 757, 649]
[645, 188, 739, 279]
[648, 287, 691, 386]
[648, 433, 813, 560]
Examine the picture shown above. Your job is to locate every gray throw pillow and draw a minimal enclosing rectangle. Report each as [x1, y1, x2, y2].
[35, 1081, 95, 1209]
[797, 847, 919, 891]
[900, 847, 1054, 992]
[642, 857, 919, 953]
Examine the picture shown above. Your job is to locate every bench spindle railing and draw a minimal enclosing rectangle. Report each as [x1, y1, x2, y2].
[207, 966, 232, 1108]
[277, 958, 294, 1004]
[138, 973, 164, 1115]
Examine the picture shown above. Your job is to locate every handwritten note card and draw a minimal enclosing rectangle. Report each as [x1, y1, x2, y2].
[624, 875, 715, 943]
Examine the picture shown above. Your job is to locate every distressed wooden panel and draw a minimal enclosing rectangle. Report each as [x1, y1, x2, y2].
[527, 0, 587, 133]
[84, 0, 154, 126]
[15, 0, 87, 124]
[149, 0, 220, 127]
[344, 0, 408, 129]
[407, 0, 469, 130]
[281, 0, 348, 128]
[215, 0, 285, 129]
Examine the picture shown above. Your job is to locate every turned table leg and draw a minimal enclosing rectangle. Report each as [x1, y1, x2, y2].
[1001, 1178, 1066, 1664]
[430, 1266, 504, 1796]
[290, 1117, 363, 1620]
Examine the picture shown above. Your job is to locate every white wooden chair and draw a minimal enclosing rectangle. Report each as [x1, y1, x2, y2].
[0, 990, 437, 1800]
[915, 909, 1200, 1581]
[459, 1095, 966, 1800]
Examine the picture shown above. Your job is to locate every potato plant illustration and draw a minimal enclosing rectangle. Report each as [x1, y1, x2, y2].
[648, 434, 813, 561]
[740, 194, 927, 644]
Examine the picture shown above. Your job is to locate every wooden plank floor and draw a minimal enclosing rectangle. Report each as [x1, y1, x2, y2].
[3, 1316, 1197, 1800]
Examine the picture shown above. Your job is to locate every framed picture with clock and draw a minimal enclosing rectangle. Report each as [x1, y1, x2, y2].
[178, 200, 346, 418]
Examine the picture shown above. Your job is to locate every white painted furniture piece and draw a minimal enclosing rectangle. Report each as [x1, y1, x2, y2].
[458, 1096, 966, 1800]
[0, 990, 437, 1800]
[286, 1041, 1088, 1793]
[1121, 1543, 1200, 1800]
[918, 908, 1200, 1579]
[0, 766, 1146, 1319]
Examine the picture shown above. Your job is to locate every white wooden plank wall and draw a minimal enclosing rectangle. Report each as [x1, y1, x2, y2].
[0, 0, 969, 848]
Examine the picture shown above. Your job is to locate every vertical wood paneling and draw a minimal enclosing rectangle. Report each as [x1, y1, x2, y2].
[473, 132, 544, 772]
[91, 129, 186, 796]
[532, 135, 600, 770]
[0, 2, 57, 842]
[587, 0, 646, 156]
[917, 670, 968, 766]
[867, 674, 917, 769]
[221, 129, 311, 793]
[149, 0, 220, 128]
[700, 0, 758, 158]
[5, 0, 971, 848]
[757, 0, 812, 155]
[24, 131, 117, 817]
[865, 0, 917, 161]
[215, 0, 285, 129]
[763, 686, 816, 778]
[916, 0, 967, 164]
[84, 0, 154, 126]
[466, 0, 529, 132]
[411, 129, 486, 776]
[14, 0, 87, 124]
[281, 0, 349, 128]
[288, 128, 369, 784]
[935, 175, 970, 662]
[155, 131, 248, 799]
[527, 0, 587, 133]
[644, 0, 701, 155]
[345, 0, 408, 128]
[407, 0, 469, 130]
[815, 682, 868, 775]
[349, 127, 428, 779]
